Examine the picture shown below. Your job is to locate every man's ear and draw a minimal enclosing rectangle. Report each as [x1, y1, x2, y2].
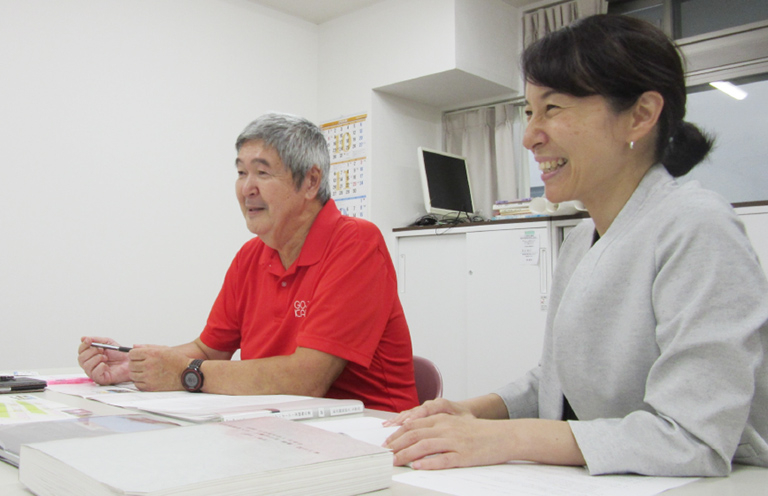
[628, 91, 664, 143]
[302, 165, 323, 199]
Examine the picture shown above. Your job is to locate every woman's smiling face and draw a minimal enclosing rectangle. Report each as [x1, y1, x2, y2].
[523, 83, 634, 209]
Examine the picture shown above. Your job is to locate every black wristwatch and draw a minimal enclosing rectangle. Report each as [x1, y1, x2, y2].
[181, 359, 205, 392]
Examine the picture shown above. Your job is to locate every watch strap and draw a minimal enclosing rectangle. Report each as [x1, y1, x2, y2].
[188, 359, 204, 371]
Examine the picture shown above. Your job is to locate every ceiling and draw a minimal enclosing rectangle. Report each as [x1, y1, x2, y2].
[250, 0, 542, 25]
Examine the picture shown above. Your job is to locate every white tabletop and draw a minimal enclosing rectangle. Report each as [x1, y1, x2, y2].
[1, 389, 767, 495]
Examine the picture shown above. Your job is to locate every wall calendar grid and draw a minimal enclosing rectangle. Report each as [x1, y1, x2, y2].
[320, 113, 370, 219]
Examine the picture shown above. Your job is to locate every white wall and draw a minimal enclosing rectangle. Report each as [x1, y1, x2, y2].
[370, 93, 443, 233]
[318, 0, 520, 252]
[0, 0, 523, 371]
[0, 0, 319, 370]
[318, 0, 457, 112]
[455, 0, 519, 91]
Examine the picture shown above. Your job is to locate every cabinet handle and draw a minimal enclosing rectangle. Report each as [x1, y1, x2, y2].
[540, 247, 548, 294]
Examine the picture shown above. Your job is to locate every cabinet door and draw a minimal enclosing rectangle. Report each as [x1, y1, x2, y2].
[397, 233, 468, 400]
[465, 227, 550, 398]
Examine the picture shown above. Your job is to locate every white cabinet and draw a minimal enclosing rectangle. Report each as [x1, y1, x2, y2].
[396, 206, 768, 402]
[736, 205, 768, 278]
[397, 231, 469, 400]
[465, 227, 551, 397]
[396, 221, 556, 400]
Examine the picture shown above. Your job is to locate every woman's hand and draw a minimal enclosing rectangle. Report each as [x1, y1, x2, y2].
[384, 398, 509, 469]
[78, 336, 131, 385]
[385, 413, 517, 470]
[383, 398, 472, 427]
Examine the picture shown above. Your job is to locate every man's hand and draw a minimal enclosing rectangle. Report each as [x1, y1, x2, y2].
[128, 345, 191, 391]
[78, 336, 131, 385]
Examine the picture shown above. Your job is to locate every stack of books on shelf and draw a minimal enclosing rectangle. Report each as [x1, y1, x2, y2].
[491, 198, 543, 220]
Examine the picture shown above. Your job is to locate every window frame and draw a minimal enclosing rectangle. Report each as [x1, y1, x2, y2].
[680, 19, 768, 86]
[607, 0, 768, 84]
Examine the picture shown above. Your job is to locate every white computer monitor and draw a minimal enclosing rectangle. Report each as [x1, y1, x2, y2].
[417, 147, 475, 216]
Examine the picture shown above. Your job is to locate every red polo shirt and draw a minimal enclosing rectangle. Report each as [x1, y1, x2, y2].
[200, 200, 418, 412]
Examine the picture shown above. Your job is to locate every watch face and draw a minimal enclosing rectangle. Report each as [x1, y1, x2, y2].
[183, 370, 201, 390]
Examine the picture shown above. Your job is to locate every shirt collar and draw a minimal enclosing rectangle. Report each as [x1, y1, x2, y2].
[604, 163, 673, 238]
[260, 199, 341, 273]
[298, 199, 341, 267]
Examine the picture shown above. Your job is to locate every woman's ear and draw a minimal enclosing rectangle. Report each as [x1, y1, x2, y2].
[628, 91, 664, 142]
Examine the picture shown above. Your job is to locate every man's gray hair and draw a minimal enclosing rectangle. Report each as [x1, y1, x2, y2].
[236, 113, 331, 203]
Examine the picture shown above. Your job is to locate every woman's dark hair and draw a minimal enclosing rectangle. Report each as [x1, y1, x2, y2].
[522, 14, 713, 177]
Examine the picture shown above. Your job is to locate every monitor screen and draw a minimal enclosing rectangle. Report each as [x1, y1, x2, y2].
[417, 147, 475, 216]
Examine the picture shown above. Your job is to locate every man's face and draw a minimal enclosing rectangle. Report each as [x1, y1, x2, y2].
[235, 140, 308, 248]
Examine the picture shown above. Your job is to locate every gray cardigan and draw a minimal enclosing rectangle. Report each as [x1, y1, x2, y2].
[496, 164, 768, 476]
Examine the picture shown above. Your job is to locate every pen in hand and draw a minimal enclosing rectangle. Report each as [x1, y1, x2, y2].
[91, 343, 133, 353]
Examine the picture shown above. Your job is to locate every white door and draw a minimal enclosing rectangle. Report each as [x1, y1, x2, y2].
[397, 233, 469, 400]
[465, 226, 550, 397]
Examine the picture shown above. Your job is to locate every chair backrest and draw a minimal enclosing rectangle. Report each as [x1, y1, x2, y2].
[412, 355, 443, 404]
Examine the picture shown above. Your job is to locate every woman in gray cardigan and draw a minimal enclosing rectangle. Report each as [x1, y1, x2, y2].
[385, 14, 768, 477]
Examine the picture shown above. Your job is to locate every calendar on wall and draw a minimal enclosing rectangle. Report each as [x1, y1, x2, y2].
[321, 113, 370, 219]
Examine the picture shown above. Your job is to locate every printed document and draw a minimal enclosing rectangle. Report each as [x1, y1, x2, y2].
[394, 463, 698, 496]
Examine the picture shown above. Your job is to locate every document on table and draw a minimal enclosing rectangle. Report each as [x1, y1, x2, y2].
[0, 395, 92, 425]
[45, 381, 141, 398]
[48, 381, 363, 422]
[47, 381, 203, 409]
[19, 416, 392, 496]
[306, 416, 398, 447]
[394, 463, 698, 496]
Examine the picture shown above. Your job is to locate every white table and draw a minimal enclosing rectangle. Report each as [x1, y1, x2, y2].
[1, 389, 767, 495]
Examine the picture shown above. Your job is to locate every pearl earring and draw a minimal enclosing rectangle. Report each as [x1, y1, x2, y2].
[629, 141, 635, 150]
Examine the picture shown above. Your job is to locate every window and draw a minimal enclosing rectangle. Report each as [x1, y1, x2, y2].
[526, 72, 768, 203]
[456, 3, 768, 204]
[680, 72, 768, 203]
[607, 0, 768, 39]
[678, 0, 768, 39]
[603, 1, 768, 204]
[608, 0, 668, 32]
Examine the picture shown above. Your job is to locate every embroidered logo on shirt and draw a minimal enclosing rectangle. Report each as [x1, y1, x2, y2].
[294, 300, 309, 318]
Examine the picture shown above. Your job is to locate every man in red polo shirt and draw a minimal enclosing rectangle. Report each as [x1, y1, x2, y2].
[77, 113, 418, 413]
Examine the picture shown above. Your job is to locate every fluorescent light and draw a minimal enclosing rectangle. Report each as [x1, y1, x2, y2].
[709, 81, 748, 100]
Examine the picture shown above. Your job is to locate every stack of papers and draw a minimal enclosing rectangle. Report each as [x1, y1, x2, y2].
[20, 416, 392, 496]
[307, 416, 397, 447]
[0, 414, 177, 467]
[47, 381, 364, 422]
[104, 393, 364, 422]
